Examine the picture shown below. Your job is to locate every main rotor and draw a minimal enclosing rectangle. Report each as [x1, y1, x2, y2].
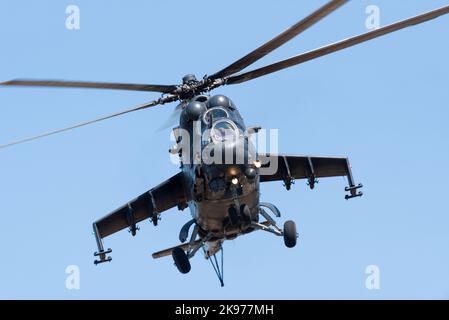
[175, 74, 226, 100]
[2, 0, 449, 148]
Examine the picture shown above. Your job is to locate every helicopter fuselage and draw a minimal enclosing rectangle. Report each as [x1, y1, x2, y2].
[175, 94, 261, 255]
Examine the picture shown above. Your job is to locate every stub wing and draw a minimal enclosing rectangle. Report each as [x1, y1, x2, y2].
[258, 154, 363, 198]
[92, 172, 189, 264]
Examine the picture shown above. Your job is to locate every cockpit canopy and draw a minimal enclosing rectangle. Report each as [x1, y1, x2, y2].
[202, 107, 229, 126]
[180, 94, 245, 144]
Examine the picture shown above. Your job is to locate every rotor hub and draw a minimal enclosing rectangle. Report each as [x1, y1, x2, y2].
[182, 74, 198, 85]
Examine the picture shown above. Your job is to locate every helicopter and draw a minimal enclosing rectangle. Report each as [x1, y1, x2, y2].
[1, 1, 449, 286]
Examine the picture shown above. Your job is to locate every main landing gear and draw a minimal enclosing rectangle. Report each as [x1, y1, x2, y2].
[250, 202, 299, 248]
[168, 202, 298, 286]
[283, 220, 297, 248]
[168, 219, 226, 286]
[172, 247, 191, 274]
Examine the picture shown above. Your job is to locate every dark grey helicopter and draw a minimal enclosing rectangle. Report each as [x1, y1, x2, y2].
[2, 1, 449, 286]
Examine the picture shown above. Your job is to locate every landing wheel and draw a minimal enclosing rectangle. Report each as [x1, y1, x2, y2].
[283, 220, 297, 248]
[240, 204, 252, 224]
[172, 247, 191, 274]
[228, 206, 239, 225]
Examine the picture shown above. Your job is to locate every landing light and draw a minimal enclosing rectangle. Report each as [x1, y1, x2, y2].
[231, 177, 239, 185]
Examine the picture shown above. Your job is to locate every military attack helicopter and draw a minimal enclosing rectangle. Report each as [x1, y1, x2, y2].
[2, 1, 449, 286]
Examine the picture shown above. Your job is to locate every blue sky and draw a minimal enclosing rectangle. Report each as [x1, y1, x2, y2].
[0, 0, 448, 299]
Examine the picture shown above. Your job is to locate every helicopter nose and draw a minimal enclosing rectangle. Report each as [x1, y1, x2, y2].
[201, 131, 257, 165]
[222, 140, 240, 165]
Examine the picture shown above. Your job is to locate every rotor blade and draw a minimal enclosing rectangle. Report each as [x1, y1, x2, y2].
[157, 103, 184, 132]
[0, 79, 178, 93]
[227, 4, 449, 84]
[209, 0, 348, 79]
[0, 99, 167, 149]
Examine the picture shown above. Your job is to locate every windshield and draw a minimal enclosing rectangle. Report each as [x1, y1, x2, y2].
[211, 120, 238, 143]
[203, 107, 229, 126]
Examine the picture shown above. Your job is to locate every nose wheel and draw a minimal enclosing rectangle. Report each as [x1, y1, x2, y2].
[227, 204, 252, 226]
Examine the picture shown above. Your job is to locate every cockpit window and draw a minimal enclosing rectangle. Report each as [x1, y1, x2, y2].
[202, 107, 229, 125]
[211, 120, 238, 143]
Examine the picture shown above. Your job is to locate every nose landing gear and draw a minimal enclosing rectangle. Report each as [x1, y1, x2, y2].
[227, 204, 252, 226]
